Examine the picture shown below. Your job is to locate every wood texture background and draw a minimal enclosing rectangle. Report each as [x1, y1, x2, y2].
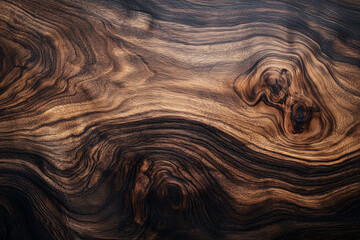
[0, 0, 359, 239]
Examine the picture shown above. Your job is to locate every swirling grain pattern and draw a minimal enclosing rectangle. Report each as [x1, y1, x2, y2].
[0, 0, 359, 239]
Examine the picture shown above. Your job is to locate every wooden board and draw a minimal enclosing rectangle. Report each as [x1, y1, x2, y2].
[0, 0, 359, 239]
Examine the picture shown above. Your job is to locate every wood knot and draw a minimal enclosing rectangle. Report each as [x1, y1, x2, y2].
[290, 100, 313, 134]
[233, 63, 331, 139]
[262, 68, 292, 105]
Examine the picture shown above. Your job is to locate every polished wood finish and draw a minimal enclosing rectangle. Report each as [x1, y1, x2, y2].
[0, 0, 359, 239]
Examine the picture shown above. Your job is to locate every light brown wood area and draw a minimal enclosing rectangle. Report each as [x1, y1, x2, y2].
[0, 0, 359, 239]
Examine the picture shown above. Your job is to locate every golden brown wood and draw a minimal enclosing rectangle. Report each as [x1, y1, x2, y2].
[0, 0, 359, 239]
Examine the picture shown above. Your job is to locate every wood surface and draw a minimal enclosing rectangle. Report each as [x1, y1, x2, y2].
[0, 0, 360, 239]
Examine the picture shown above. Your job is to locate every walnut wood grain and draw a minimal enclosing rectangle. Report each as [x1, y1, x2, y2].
[0, 0, 359, 239]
